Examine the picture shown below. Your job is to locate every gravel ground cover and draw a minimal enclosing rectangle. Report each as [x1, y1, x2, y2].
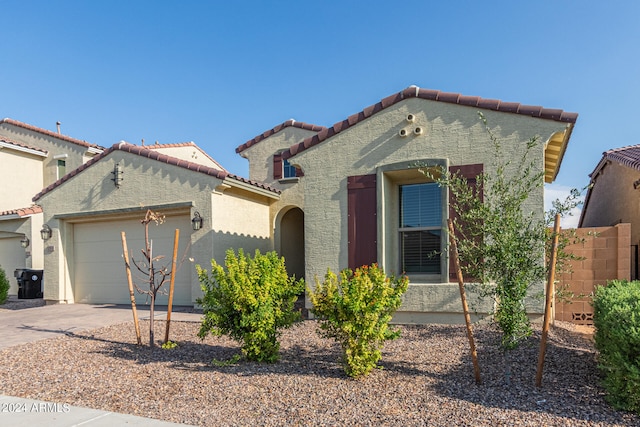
[0, 316, 637, 426]
[0, 295, 46, 311]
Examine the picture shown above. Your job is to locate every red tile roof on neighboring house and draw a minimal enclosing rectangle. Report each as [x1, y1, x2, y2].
[235, 119, 326, 153]
[281, 86, 579, 160]
[0, 205, 43, 217]
[145, 141, 228, 171]
[586, 144, 640, 184]
[596, 144, 640, 174]
[33, 142, 280, 201]
[0, 118, 105, 151]
[578, 144, 640, 227]
[0, 135, 49, 155]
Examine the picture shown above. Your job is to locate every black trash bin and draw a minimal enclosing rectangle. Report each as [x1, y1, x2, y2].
[14, 269, 26, 298]
[16, 269, 43, 299]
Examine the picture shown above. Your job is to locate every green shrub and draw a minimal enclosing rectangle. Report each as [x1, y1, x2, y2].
[196, 249, 304, 363]
[593, 280, 640, 414]
[0, 265, 10, 304]
[309, 264, 409, 378]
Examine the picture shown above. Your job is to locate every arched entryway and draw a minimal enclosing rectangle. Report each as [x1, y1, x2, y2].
[278, 207, 305, 281]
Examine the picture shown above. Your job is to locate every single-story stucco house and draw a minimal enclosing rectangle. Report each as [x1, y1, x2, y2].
[26, 85, 577, 323]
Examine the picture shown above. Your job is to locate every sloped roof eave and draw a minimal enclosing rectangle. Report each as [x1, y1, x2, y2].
[0, 137, 49, 157]
[282, 85, 578, 161]
[236, 119, 327, 154]
[0, 118, 105, 151]
[33, 142, 280, 201]
[0, 205, 43, 219]
[544, 123, 575, 183]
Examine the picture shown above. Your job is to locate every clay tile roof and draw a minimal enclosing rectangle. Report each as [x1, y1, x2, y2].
[0, 135, 49, 154]
[282, 85, 578, 160]
[33, 142, 280, 201]
[0, 118, 105, 151]
[579, 144, 640, 227]
[0, 205, 43, 217]
[235, 119, 326, 153]
[594, 145, 640, 172]
[146, 142, 194, 148]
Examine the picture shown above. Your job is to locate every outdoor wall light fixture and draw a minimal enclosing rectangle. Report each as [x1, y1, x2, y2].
[191, 211, 203, 231]
[20, 236, 30, 248]
[111, 163, 123, 188]
[40, 224, 52, 240]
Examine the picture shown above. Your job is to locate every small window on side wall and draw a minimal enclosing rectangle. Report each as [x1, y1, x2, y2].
[54, 154, 68, 180]
[283, 158, 297, 179]
[57, 159, 66, 179]
[274, 152, 303, 180]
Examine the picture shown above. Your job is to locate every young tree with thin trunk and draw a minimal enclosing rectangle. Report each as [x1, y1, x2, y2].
[423, 112, 581, 350]
[125, 209, 178, 348]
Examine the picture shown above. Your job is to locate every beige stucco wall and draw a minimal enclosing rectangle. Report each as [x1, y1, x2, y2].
[0, 148, 45, 286]
[0, 149, 44, 211]
[581, 162, 640, 247]
[289, 97, 570, 322]
[36, 149, 276, 305]
[209, 189, 272, 263]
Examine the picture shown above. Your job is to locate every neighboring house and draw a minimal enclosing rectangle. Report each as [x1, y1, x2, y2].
[0, 119, 103, 295]
[238, 85, 578, 323]
[579, 144, 640, 279]
[33, 142, 279, 305]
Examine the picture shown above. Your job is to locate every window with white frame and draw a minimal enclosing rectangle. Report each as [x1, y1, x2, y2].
[54, 154, 68, 180]
[57, 159, 66, 179]
[399, 182, 442, 274]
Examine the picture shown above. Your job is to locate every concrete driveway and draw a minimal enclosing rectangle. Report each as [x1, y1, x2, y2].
[0, 299, 202, 350]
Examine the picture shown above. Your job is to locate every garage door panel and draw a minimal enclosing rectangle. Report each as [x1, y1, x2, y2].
[73, 216, 192, 305]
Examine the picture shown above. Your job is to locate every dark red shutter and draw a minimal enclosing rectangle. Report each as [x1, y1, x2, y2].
[295, 167, 304, 177]
[273, 153, 283, 179]
[448, 164, 483, 282]
[347, 174, 377, 270]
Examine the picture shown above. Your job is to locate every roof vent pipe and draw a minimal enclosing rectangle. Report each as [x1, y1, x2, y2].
[56, 121, 61, 134]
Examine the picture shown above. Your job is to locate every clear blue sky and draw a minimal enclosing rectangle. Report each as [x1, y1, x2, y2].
[3, 1, 639, 225]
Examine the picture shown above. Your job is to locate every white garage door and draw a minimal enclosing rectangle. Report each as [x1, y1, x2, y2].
[73, 215, 192, 305]
[0, 236, 27, 295]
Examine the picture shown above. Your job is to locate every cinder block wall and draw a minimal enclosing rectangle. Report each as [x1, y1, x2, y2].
[555, 223, 631, 325]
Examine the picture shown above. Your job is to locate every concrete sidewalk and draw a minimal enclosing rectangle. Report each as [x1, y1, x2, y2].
[0, 395, 196, 426]
[0, 302, 202, 426]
